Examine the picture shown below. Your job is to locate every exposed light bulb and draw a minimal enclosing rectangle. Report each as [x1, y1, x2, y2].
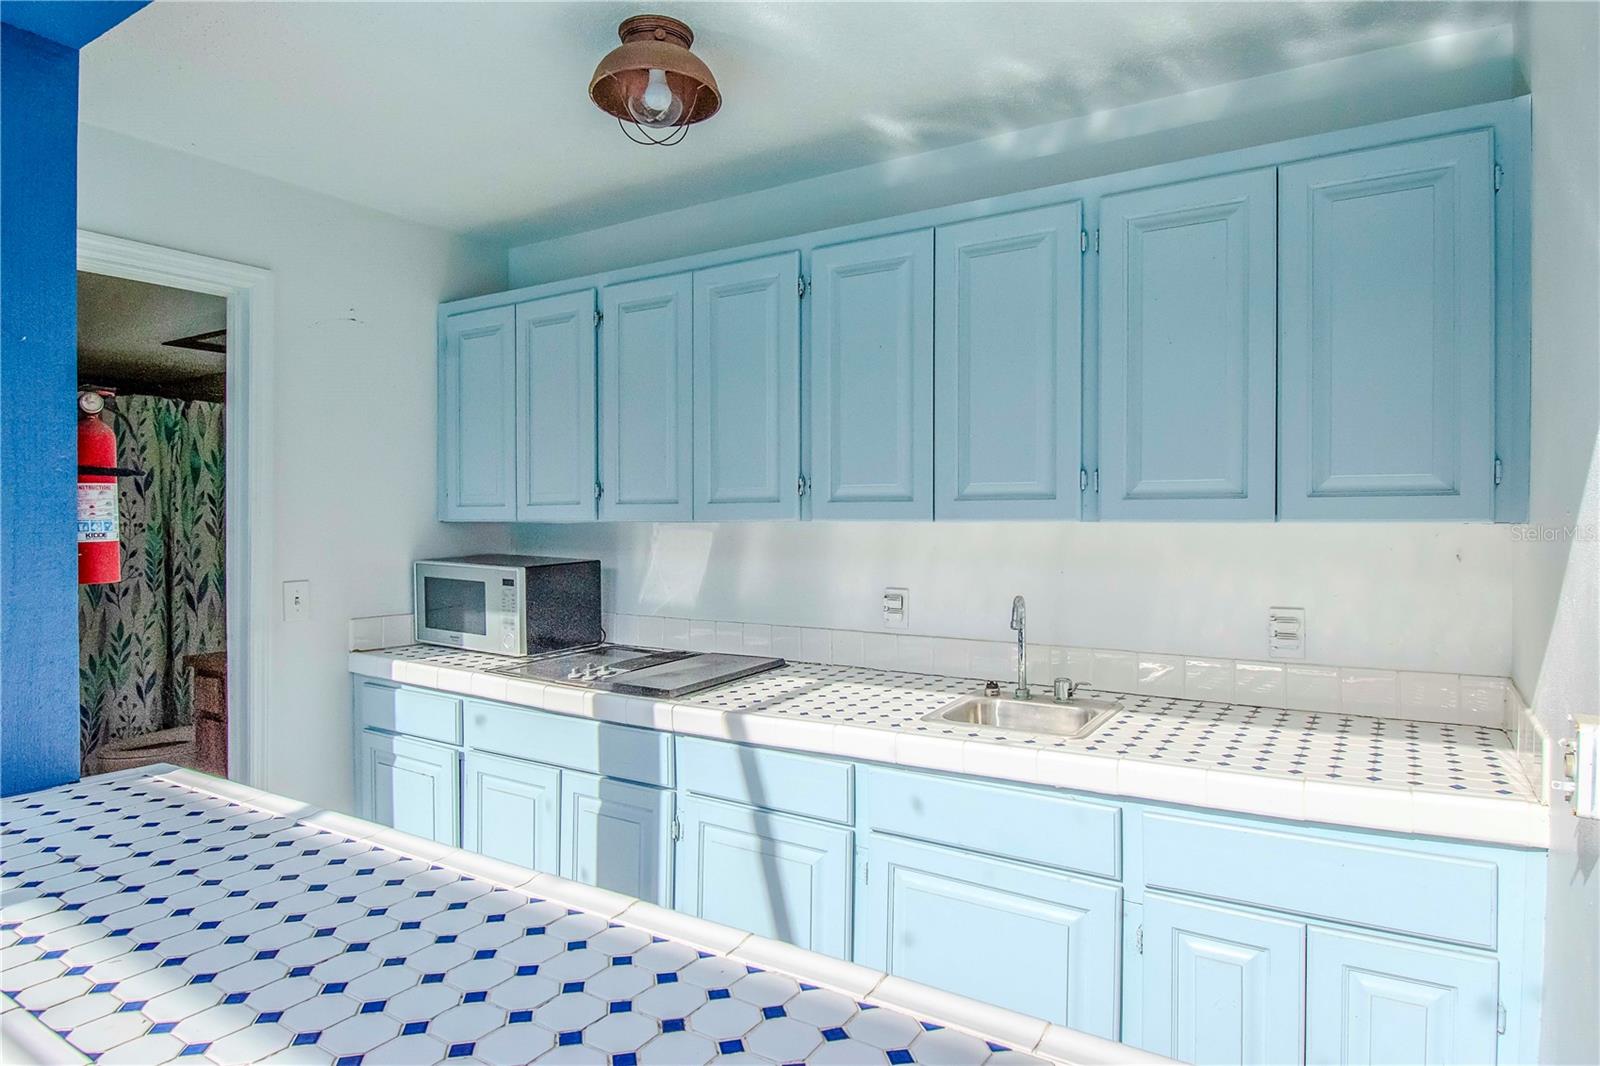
[642, 68, 673, 116]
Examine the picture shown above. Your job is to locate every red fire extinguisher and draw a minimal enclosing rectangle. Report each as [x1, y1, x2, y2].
[78, 388, 123, 585]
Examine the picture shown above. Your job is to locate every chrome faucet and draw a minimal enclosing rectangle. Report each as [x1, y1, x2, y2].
[1010, 595, 1027, 698]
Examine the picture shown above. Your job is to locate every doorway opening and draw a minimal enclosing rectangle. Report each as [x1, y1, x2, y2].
[76, 232, 274, 789]
[77, 272, 229, 776]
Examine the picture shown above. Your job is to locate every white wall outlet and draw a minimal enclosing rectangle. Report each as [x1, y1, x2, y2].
[1267, 606, 1305, 659]
[283, 580, 311, 622]
[882, 587, 909, 629]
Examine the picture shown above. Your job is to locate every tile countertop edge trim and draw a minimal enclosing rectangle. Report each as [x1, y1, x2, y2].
[0, 1007, 90, 1066]
[348, 653, 1551, 851]
[125, 767, 1167, 1066]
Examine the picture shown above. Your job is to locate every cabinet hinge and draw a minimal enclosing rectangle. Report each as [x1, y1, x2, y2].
[798, 276, 811, 299]
[1135, 924, 1144, 954]
[595, 482, 604, 501]
[1493, 163, 1504, 193]
[1080, 229, 1088, 254]
[1094, 229, 1101, 254]
[1497, 1002, 1507, 1035]
[1494, 457, 1504, 486]
[1079, 468, 1089, 492]
[797, 475, 810, 498]
[670, 818, 682, 842]
[594, 309, 603, 327]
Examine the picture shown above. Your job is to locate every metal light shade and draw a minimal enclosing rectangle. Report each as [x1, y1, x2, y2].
[590, 15, 720, 142]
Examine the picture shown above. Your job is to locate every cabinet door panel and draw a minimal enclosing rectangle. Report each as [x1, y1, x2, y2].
[1100, 170, 1276, 519]
[810, 231, 934, 519]
[355, 730, 459, 847]
[857, 833, 1117, 1037]
[693, 253, 801, 520]
[1279, 131, 1496, 519]
[561, 771, 672, 906]
[1306, 927, 1498, 1066]
[462, 751, 560, 875]
[600, 274, 693, 520]
[676, 795, 853, 959]
[439, 306, 517, 520]
[1141, 894, 1304, 1066]
[515, 290, 597, 521]
[935, 203, 1083, 519]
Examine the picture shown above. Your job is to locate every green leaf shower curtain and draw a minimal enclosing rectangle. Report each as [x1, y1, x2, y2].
[79, 394, 226, 768]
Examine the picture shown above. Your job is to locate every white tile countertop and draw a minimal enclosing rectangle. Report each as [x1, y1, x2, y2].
[349, 647, 1549, 849]
[0, 767, 1168, 1066]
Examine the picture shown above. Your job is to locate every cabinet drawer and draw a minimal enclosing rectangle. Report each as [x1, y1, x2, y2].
[1141, 811, 1498, 948]
[356, 678, 461, 745]
[677, 737, 852, 823]
[860, 765, 1119, 880]
[464, 699, 672, 788]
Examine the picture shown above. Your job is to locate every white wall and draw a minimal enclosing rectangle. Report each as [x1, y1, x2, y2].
[1513, 4, 1600, 1063]
[508, 25, 1518, 285]
[511, 522, 1515, 675]
[77, 125, 511, 812]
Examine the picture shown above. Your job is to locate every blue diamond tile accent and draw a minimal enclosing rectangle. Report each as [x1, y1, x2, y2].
[401, 1021, 428, 1036]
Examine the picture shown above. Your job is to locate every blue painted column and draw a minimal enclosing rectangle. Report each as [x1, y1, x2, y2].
[1, 22, 82, 796]
[0, 3, 148, 796]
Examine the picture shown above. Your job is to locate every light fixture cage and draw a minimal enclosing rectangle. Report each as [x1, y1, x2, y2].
[590, 14, 721, 145]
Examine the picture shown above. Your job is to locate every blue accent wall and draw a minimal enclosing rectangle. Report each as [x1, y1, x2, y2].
[0, 3, 146, 796]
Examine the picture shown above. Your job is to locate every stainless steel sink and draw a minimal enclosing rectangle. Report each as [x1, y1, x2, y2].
[925, 693, 1121, 739]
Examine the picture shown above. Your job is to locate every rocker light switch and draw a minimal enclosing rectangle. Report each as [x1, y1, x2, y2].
[1268, 606, 1305, 659]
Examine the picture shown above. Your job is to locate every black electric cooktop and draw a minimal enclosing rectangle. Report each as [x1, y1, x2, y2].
[492, 644, 785, 699]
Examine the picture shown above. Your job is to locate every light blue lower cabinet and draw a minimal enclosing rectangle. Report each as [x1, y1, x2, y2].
[854, 831, 1120, 1039]
[354, 728, 459, 848]
[561, 770, 674, 906]
[352, 679, 1544, 1064]
[462, 750, 560, 875]
[1305, 927, 1499, 1066]
[675, 793, 853, 959]
[1139, 893, 1305, 1065]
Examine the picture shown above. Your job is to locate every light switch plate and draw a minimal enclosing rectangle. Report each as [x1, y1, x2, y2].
[1268, 606, 1305, 659]
[882, 587, 909, 629]
[283, 580, 311, 622]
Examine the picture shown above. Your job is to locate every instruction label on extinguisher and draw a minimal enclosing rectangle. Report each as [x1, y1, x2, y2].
[77, 483, 119, 543]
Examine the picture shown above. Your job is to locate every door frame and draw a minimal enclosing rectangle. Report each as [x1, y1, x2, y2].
[77, 231, 275, 789]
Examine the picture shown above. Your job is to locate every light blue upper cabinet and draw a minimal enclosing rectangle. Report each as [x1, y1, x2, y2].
[693, 252, 801, 520]
[1140, 893, 1305, 1065]
[1278, 131, 1497, 520]
[856, 832, 1119, 1038]
[561, 771, 673, 906]
[675, 794, 853, 959]
[935, 203, 1084, 519]
[600, 274, 694, 521]
[1305, 927, 1499, 1066]
[514, 290, 597, 522]
[809, 231, 934, 520]
[439, 306, 517, 521]
[1099, 171, 1277, 520]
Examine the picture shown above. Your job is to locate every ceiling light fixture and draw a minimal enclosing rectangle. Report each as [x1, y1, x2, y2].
[589, 14, 720, 146]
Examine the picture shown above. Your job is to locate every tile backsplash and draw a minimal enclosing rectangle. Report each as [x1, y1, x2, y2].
[349, 611, 1519, 732]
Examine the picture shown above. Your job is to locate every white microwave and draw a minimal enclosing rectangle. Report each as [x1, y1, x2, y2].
[412, 555, 601, 656]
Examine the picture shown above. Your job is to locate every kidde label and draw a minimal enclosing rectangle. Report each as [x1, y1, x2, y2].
[77, 482, 119, 543]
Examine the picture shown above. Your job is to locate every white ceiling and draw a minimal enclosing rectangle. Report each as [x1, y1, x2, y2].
[82, 1, 1513, 245]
